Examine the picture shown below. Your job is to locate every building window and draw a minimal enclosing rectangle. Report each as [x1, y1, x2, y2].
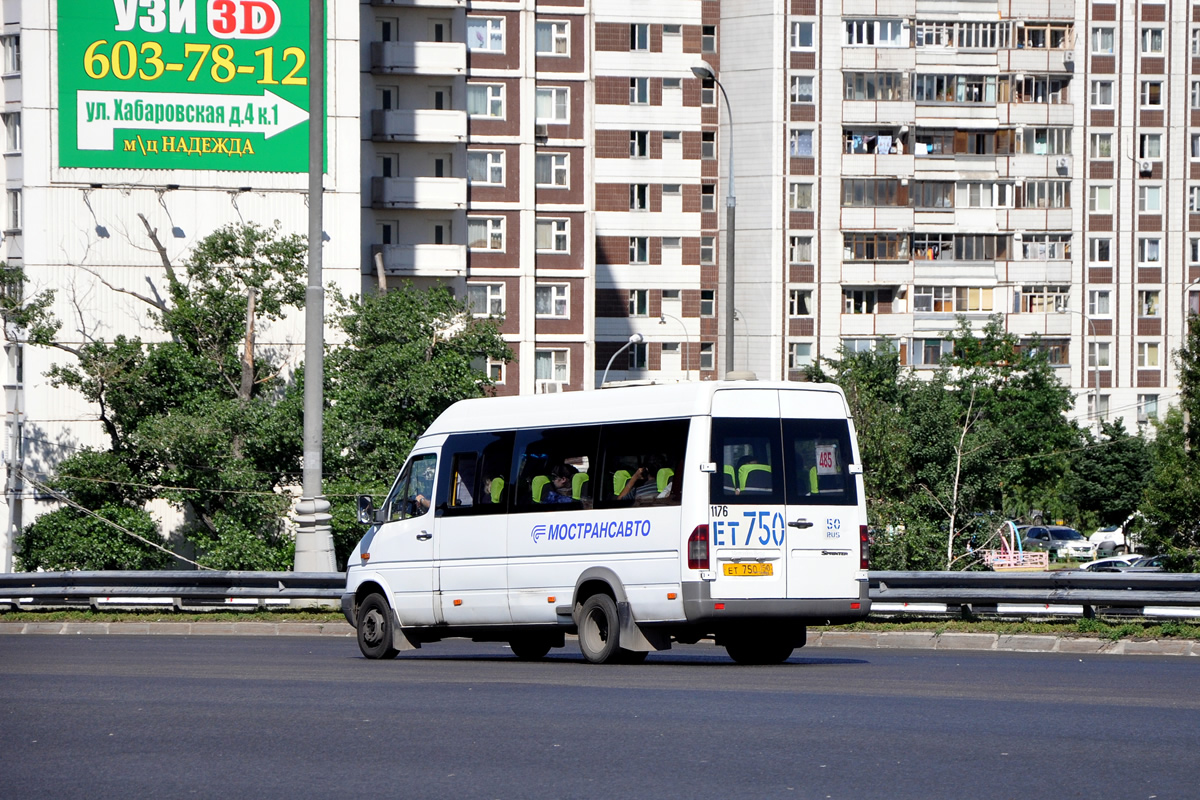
[467, 83, 504, 118]
[1138, 394, 1159, 422]
[847, 72, 908, 101]
[912, 338, 952, 366]
[1138, 342, 1160, 368]
[790, 21, 814, 50]
[536, 218, 569, 252]
[629, 289, 649, 316]
[630, 78, 649, 105]
[1089, 238, 1112, 265]
[467, 216, 504, 250]
[700, 236, 715, 264]
[630, 131, 648, 158]
[1141, 27, 1164, 54]
[5, 189, 19, 232]
[1192, 239, 1200, 265]
[790, 76, 814, 104]
[843, 232, 909, 261]
[789, 236, 813, 263]
[535, 21, 569, 55]
[1194, 28, 1200, 56]
[627, 342, 648, 370]
[1140, 81, 1163, 108]
[630, 184, 649, 211]
[1088, 394, 1110, 421]
[843, 179, 904, 207]
[913, 286, 954, 312]
[1088, 186, 1113, 213]
[1, 35, 19, 74]
[1020, 234, 1071, 261]
[467, 283, 505, 317]
[702, 25, 717, 53]
[700, 78, 716, 106]
[630, 23, 649, 51]
[1090, 132, 1112, 159]
[2, 112, 19, 153]
[699, 342, 715, 371]
[1019, 285, 1069, 313]
[1138, 290, 1161, 317]
[1140, 134, 1162, 159]
[788, 183, 813, 210]
[789, 129, 814, 157]
[789, 289, 813, 316]
[701, 131, 716, 159]
[1138, 186, 1163, 213]
[535, 349, 569, 382]
[1091, 27, 1114, 55]
[466, 17, 504, 52]
[535, 153, 568, 187]
[1020, 181, 1068, 209]
[467, 150, 504, 185]
[1090, 81, 1114, 107]
[1089, 342, 1111, 368]
[1088, 290, 1111, 316]
[701, 184, 716, 212]
[1189, 187, 1200, 212]
[1138, 238, 1161, 265]
[845, 19, 905, 47]
[535, 87, 569, 122]
[535, 283, 569, 317]
[700, 290, 715, 317]
[629, 237, 649, 264]
[788, 342, 813, 369]
[843, 289, 883, 314]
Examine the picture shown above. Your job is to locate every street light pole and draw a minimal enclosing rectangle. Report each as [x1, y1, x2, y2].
[691, 61, 736, 377]
[600, 333, 645, 388]
[1059, 307, 1099, 427]
[659, 312, 691, 381]
[295, 0, 335, 574]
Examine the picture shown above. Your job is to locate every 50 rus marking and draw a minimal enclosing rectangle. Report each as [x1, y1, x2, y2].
[83, 40, 307, 86]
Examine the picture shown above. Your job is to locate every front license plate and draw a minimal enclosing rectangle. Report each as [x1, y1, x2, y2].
[723, 563, 773, 577]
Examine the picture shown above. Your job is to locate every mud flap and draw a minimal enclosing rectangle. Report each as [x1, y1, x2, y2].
[617, 601, 671, 652]
[391, 609, 422, 651]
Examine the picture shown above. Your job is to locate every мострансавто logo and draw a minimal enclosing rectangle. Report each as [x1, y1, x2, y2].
[531, 520, 651, 543]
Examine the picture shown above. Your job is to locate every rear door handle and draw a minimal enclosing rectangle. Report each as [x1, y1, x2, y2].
[416, 531, 432, 540]
[788, 519, 814, 529]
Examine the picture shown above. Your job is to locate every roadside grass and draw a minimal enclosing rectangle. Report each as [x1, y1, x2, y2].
[2, 608, 1198, 640]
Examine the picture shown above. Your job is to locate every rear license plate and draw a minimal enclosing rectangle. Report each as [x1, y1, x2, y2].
[723, 563, 773, 577]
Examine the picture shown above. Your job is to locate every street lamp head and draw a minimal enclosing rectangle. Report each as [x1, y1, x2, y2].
[629, 332, 644, 344]
[690, 61, 716, 80]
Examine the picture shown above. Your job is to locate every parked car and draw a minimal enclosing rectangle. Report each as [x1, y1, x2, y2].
[1018, 525, 1097, 562]
[1076, 554, 1144, 572]
[1120, 555, 1166, 573]
[1088, 517, 1141, 556]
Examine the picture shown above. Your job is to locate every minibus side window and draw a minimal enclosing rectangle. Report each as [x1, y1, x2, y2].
[596, 419, 689, 507]
[709, 418, 784, 505]
[436, 432, 514, 516]
[512, 426, 600, 512]
[783, 419, 858, 506]
[385, 453, 437, 520]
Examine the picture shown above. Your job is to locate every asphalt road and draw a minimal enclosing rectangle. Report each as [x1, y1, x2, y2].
[1, 635, 1196, 800]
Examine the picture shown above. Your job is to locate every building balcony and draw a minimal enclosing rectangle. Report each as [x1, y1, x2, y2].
[369, 41, 466, 76]
[371, 109, 466, 142]
[374, 244, 467, 277]
[371, 176, 466, 210]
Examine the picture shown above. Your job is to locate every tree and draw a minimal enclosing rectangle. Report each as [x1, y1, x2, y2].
[1062, 420, 1149, 531]
[322, 283, 511, 564]
[19, 221, 308, 570]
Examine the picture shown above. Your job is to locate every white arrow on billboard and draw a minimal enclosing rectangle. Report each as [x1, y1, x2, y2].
[76, 89, 309, 151]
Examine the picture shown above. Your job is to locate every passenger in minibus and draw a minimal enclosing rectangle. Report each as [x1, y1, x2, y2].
[543, 463, 579, 504]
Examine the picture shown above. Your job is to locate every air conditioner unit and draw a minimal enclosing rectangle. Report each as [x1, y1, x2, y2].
[535, 379, 563, 394]
[1055, 156, 1070, 173]
[534, 123, 549, 140]
[1139, 160, 1154, 175]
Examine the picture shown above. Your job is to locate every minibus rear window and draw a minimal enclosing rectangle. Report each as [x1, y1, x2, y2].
[709, 418, 784, 504]
[710, 417, 857, 506]
[782, 419, 858, 506]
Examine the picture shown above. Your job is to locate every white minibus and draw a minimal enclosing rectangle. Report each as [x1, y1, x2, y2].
[342, 380, 870, 664]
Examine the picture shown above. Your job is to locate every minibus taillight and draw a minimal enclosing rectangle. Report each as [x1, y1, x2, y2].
[859, 525, 870, 570]
[688, 525, 710, 570]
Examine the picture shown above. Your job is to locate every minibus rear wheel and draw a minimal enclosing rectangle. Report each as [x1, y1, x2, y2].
[357, 593, 400, 660]
[509, 636, 554, 660]
[724, 635, 794, 665]
[577, 594, 622, 664]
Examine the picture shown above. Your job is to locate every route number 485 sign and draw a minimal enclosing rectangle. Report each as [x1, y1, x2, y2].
[58, 0, 319, 172]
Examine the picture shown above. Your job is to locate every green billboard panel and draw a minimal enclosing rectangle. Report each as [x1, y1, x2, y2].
[58, 0, 319, 172]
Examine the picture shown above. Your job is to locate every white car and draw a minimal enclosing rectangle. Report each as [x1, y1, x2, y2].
[1076, 554, 1144, 572]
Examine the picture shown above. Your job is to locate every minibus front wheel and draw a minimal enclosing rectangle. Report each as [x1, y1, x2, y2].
[357, 593, 400, 660]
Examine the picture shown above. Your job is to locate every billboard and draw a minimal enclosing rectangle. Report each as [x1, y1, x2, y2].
[58, 0, 319, 172]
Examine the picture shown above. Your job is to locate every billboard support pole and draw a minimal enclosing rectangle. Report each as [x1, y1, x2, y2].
[294, 0, 335, 577]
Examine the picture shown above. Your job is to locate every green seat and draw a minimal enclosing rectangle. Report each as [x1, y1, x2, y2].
[531, 475, 551, 503]
[738, 463, 772, 491]
[613, 469, 632, 497]
[809, 466, 818, 494]
[723, 465, 736, 491]
[572, 472, 590, 500]
[656, 467, 674, 494]
[490, 476, 505, 504]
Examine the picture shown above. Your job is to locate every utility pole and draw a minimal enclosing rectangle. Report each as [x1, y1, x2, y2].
[294, 0, 335, 575]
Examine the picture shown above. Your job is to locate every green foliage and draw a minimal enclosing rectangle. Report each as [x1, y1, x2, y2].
[0, 263, 61, 345]
[322, 283, 512, 566]
[1062, 420, 1149, 531]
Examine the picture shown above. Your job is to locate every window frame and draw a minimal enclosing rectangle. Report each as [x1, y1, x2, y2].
[535, 217, 569, 253]
[534, 282, 570, 318]
[466, 17, 505, 53]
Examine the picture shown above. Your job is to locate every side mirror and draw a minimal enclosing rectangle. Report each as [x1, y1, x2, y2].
[356, 495, 376, 525]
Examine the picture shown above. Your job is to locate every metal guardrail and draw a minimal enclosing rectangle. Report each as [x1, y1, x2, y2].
[0, 570, 1198, 617]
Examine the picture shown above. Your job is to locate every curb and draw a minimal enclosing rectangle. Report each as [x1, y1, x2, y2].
[1, 622, 1196, 656]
